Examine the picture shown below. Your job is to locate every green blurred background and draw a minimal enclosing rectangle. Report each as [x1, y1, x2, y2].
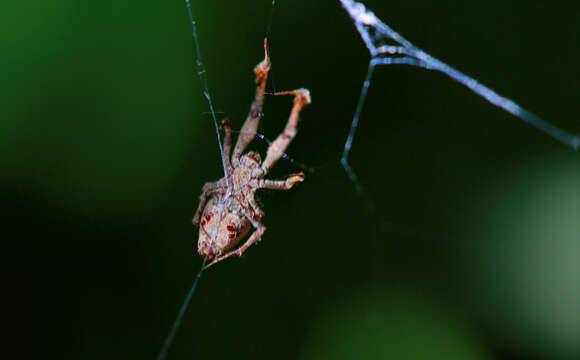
[1, 0, 578, 359]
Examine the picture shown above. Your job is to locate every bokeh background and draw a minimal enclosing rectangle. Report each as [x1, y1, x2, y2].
[1, 0, 578, 359]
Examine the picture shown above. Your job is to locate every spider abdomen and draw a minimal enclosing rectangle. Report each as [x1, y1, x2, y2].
[197, 196, 251, 259]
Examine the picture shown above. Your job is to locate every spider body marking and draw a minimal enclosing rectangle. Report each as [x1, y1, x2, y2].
[192, 39, 310, 268]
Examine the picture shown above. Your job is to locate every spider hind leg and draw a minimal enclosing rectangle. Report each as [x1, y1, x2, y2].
[192, 180, 225, 225]
[205, 225, 266, 268]
[258, 173, 305, 190]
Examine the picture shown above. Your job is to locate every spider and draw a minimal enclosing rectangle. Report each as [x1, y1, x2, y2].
[192, 38, 311, 268]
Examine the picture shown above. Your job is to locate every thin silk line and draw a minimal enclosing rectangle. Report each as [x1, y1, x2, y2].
[185, 0, 229, 181]
[157, 258, 207, 360]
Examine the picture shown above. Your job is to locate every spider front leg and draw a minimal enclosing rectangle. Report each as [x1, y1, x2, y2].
[261, 89, 311, 173]
[232, 38, 271, 166]
[206, 224, 267, 269]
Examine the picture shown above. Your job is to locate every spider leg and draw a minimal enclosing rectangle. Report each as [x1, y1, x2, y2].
[221, 118, 233, 174]
[232, 193, 263, 224]
[192, 180, 225, 225]
[257, 173, 304, 190]
[261, 89, 310, 173]
[246, 191, 264, 218]
[232, 38, 271, 166]
[205, 224, 266, 268]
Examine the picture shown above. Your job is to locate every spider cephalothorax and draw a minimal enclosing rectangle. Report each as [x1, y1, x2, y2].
[192, 38, 310, 268]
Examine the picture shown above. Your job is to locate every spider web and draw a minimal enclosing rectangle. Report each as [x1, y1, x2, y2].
[339, 0, 578, 210]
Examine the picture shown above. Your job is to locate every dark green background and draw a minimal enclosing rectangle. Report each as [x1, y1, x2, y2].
[1, 1, 578, 359]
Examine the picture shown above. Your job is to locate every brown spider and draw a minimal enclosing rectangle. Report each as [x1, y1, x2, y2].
[192, 38, 311, 268]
